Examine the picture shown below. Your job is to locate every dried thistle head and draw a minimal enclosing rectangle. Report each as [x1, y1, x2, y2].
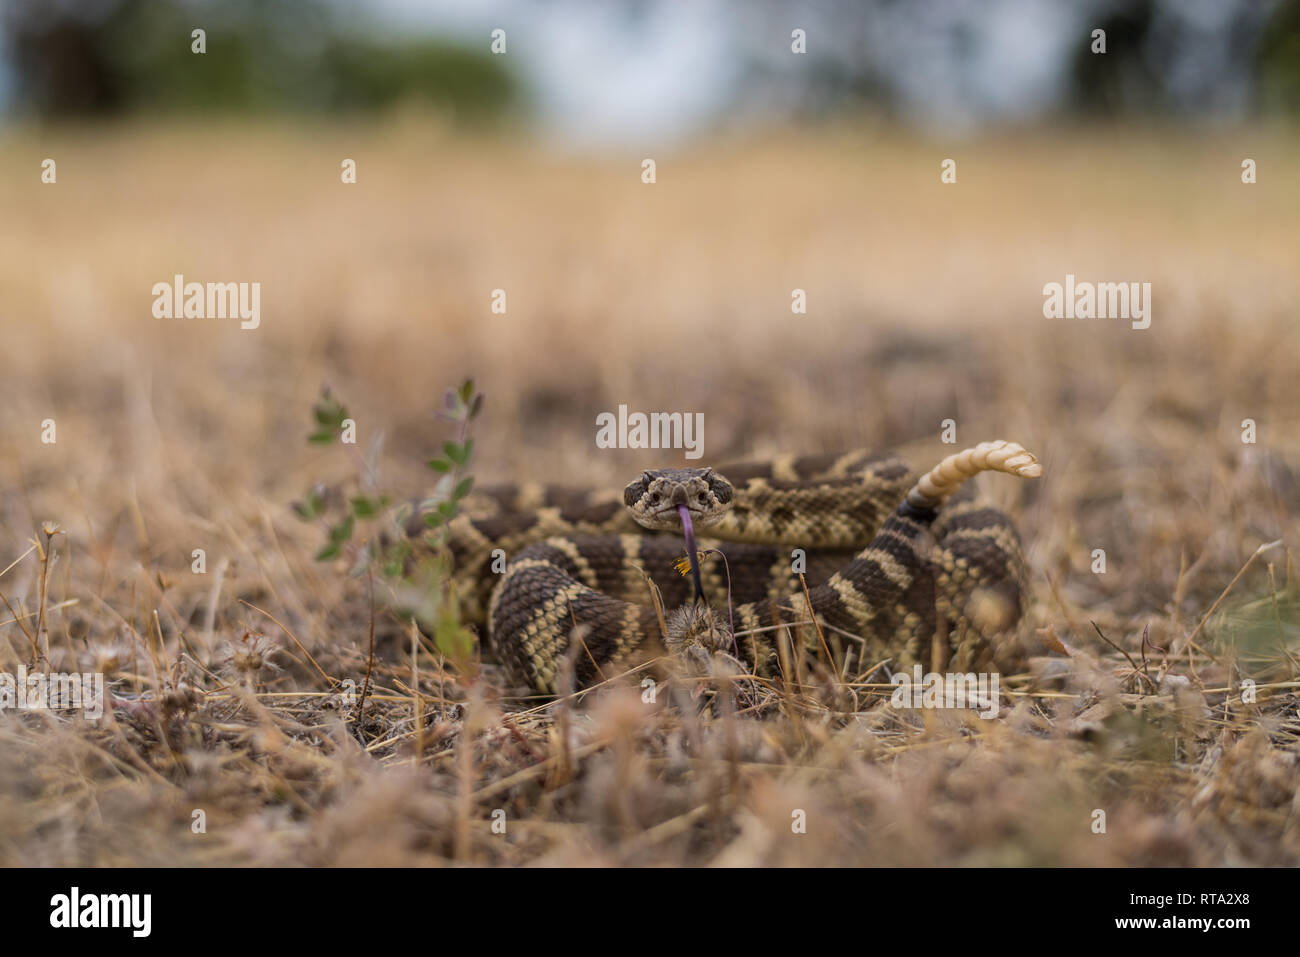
[222, 630, 283, 686]
[161, 681, 199, 718]
[82, 626, 139, 676]
[664, 603, 737, 676]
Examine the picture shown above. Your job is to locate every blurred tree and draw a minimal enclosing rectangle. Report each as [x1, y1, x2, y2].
[3, 0, 1295, 129]
[1258, 0, 1300, 115]
[1068, 0, 1161, 116]
[2, 0, 517, 120]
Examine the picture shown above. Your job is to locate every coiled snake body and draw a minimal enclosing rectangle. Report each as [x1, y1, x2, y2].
[445, 442, 1041, 694]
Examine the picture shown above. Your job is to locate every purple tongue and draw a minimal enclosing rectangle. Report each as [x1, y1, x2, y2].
[678, 505, 704, 601]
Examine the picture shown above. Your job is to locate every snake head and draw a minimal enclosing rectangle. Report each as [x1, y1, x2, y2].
[623, 467, 733, 531]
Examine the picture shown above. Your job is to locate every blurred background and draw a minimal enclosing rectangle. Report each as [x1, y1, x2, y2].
[4, 0, 1299, 134]
[0, 0, 1296, 655]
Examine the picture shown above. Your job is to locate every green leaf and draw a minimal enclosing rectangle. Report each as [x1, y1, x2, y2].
[427, 457, 452, 473]
[329, 516, 354, 544]
[452, 477, 474, 501]
[308, 431, 335, 444]
[350, 496, 377, 518]
[469, 394, 484, 419]
[458, 379, 475, 404]
[315, 543, 341, 561]
[434, 594, 475, 666]
[443, 441, 466, 465]
[424, 512, 444, 528]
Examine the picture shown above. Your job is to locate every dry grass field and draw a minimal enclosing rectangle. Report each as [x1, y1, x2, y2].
[0, 119, 1297, 865]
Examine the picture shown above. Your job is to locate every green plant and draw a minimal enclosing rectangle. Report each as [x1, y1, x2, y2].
[293, 379, 484, 670]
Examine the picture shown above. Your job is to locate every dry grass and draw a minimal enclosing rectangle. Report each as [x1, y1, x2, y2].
[0, 118, 1298, 865]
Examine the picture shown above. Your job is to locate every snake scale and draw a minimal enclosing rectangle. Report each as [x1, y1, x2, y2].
[441, 441, 1041, 695]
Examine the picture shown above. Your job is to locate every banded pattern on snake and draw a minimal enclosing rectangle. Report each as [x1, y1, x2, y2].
[441, 441, 1041, 695]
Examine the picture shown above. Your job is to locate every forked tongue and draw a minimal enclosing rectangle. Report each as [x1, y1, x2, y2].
[678, 504, 704, 602]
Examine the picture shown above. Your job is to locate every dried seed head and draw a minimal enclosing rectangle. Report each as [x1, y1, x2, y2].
[664, 603, 734, 675]
[224, 630, 282, 684]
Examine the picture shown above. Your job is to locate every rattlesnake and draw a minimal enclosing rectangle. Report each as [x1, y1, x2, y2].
[445, 441, 1041, 695]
